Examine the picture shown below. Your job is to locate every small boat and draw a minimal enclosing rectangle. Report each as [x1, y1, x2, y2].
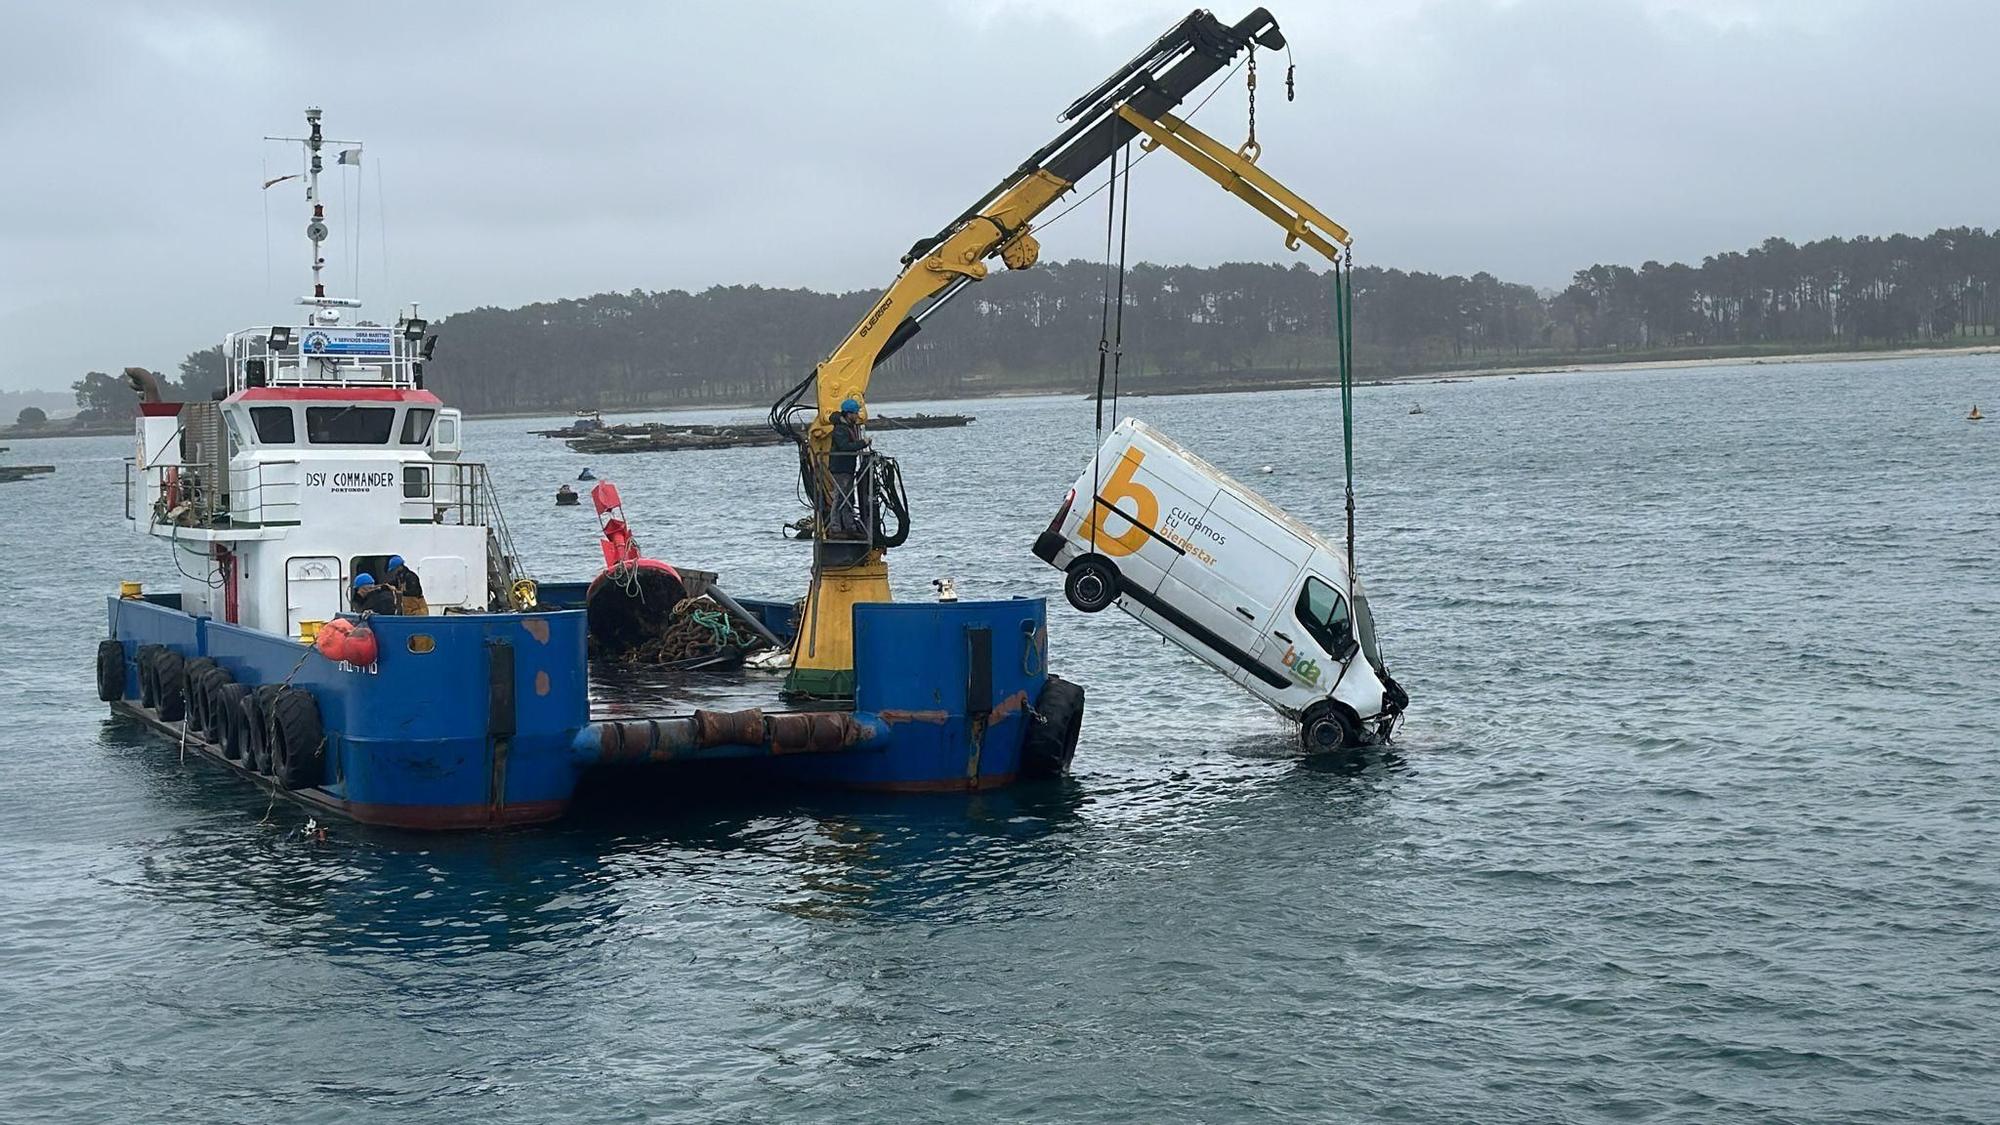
[1408, 403, 1425, 415]
[1972, 405, 1985, 421]
[577, 467, 596, 480]
[556, 484, 580, 506]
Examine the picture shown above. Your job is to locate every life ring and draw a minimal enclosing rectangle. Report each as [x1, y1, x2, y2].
[96, 639, 126, 702]
[266, 686, 325, 789]
[1021, 675, 1086, 779]
[161, 465, 180, 511]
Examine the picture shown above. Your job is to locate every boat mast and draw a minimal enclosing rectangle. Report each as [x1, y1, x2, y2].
[267, 107, 363, 316]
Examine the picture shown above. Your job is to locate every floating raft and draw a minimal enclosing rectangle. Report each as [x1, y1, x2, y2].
[547, 413, 974, 454]
[0, 465, 53, 483]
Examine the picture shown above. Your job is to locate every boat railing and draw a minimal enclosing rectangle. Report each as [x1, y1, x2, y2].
[224, 328, 422, 392]
[127, 455, 512, 539]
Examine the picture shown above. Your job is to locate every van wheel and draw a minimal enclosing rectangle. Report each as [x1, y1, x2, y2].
[1299, 702, 1360, 752]
[1064, 558, 1119, 614]
[1021, 675, 1086, 779]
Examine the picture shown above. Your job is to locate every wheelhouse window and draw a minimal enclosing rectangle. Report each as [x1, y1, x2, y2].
[250, 406, 296, 444]
[401, 407, 435, 445]
[402, 465, 432, 498]
[306, 406, 395, 444]
[1295, 576, 1353, 656]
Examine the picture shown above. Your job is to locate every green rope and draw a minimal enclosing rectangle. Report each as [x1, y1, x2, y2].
[1334, 255, 1357, 586]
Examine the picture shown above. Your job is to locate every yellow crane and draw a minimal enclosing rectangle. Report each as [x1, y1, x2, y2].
[771, 6, 1350, 698]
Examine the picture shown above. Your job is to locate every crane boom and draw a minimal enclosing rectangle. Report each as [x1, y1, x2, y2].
[777, 7, 1351, 699]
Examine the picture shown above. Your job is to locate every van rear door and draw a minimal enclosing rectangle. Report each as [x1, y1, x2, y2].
[1075, 430, 1216, 602]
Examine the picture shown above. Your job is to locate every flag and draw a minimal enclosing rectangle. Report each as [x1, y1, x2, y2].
[262, 172, 301, 190]
[337, 147, 362, 166]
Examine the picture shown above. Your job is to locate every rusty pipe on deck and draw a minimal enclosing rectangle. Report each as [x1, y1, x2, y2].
[572, 707, 890, 767]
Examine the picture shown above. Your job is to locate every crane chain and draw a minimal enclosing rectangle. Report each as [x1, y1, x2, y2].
[1243, 43, 1259, 161]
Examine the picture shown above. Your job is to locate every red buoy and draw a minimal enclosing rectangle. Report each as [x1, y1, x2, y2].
[314, 617, 354, 663]
[344, 623, 380, 667]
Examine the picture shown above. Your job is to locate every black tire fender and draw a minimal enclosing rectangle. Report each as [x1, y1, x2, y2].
[214, 682, 252, 762]
[1063, 556, 1120, 614]
[267, 686, 325, 789]
[96, 640, 126, 702]
[1021, 674, 1086, 779]
[137, 645, 162, 709]
[183, 659, 218, 733]
[242, 685, 282, 775]
[153, 650, 187, 723]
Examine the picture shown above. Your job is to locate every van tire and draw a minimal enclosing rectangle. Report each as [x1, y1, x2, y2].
[1064, 557, 1119, 614]
[1022, 675, 1085, 779]
[96, 640, 126, 702]
[1300, 701, 1360, 752]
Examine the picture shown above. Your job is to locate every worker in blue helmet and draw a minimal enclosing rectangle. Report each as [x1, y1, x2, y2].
[828, 397, 872, 537]
[351, 571, 400, 616]
[384, 554, 428, 616]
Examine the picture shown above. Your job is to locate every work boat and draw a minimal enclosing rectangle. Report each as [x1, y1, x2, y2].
[96, 108, 1084, 830]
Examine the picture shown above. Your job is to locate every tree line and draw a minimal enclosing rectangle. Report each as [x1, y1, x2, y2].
[63, 226, 2000, 420]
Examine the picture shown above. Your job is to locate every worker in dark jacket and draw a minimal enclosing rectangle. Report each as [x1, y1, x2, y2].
[828, 397, 870, 536]
[384, 554, 428, 616]
[351, 573, 400, 616]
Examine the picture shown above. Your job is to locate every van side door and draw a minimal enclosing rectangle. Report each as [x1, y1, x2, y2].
[1254, 570, 1354, 698]
[1157, 488, 1311, 659]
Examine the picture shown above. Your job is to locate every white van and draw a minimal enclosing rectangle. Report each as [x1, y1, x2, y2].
[1032, 418, 1407, 749]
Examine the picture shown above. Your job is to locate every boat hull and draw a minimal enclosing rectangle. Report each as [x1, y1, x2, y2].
[103, 591, 1060, 829]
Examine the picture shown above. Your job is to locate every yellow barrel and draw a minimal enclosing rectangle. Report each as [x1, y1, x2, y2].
[119, 580, 144, 599]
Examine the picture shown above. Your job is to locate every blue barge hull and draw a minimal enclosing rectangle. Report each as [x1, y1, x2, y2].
[101, 589, 1070, 829]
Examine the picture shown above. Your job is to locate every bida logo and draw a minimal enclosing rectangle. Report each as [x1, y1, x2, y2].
[1280, 644, 1323, 685]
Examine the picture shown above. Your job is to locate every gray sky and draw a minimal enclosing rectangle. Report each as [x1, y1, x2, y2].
[1, 0, 1991, 392]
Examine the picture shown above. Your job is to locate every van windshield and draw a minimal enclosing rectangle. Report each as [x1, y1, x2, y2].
[1353, 592, 1384, 669]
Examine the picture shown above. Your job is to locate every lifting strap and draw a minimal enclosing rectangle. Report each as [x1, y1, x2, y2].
[1089, 142, 1133, 551]
[1332, 253, 1357, 587]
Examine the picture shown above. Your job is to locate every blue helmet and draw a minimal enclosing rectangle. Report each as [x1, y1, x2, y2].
[840, 398, 860, 414]
[387, 554, 405, 571]
[353, 573, 375, 591]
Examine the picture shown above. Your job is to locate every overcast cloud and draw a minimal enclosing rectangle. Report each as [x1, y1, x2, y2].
[0, 0, 1991, 391]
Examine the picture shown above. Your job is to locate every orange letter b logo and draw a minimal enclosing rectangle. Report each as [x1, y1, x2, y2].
[1078, 448, 1158, 558]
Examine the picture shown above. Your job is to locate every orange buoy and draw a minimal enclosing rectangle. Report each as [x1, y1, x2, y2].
[314, 617, 354, 663]
[344, 622, 379, 667]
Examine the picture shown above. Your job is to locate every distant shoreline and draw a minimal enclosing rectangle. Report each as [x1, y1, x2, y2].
[5, 343, 1994, 438]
